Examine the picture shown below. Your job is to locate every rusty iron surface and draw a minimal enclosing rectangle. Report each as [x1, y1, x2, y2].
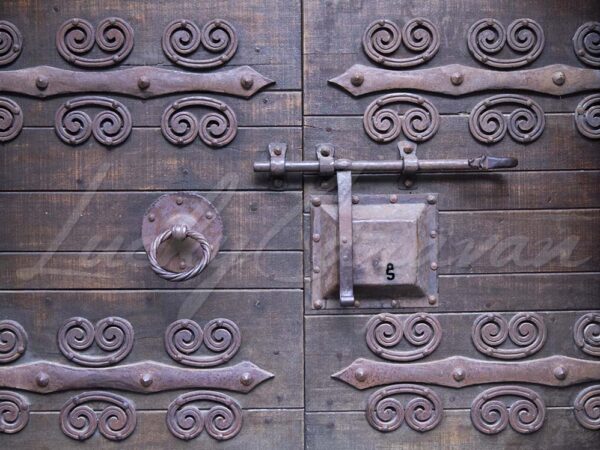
[0, 320, 27, 363]
[0, 65, 273, 99]
[332, 355, 600, 390]
[573, 385, 600, 430]
[0, 21, 22, 66]
[329, 63, 600, 97]
[0, 391, 29, 434]
[166, 391, 243, 441]
[471, 313, 547, 360]
[573, 22, 600, 67]
[0, 360, 273, 394]
[56, 17, 134, 68]
[162, 19, 238, 69]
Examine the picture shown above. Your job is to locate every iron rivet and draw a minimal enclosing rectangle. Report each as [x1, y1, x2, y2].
[179, 260, 187, 270]
[273, 146, 282, 156]
[206, 212, 214, 220]
[404, 178, 414, 188]
[552, 71, 565, 86]
[311, 197, 322, 207]
[390, 194, 398, 203]
[148, 213, 155, 222]
[312, 233, 320, 242]
[391, 300, 398, 307]
[137, 76, 150, 90]
[452, 368, 465, 382]
[553, 366, 568, 380]
[313, 266, 320, 273]
[430, 230, 437, 238]
[342, 237, 348, 243]
[35, 372, 50, 387]
[140, 373, 153, 387]
[355, 300, 361, 307]
[240, 372, 253, 386]
[430, 262, 438, 271]
[427, 194, 436, 204]
[428, 294, 437, 305]
[176, 196, 183, 205]
[36, 75, 49, 90]
[355, 367, 367, 382]
[351, 72, 364, 87]
[352, 195, 360, 204]
[450, 72, 464, 86]
[314, 299, 324, 309]
[241, 75, 254, 90]
[403, 144, 413, 154]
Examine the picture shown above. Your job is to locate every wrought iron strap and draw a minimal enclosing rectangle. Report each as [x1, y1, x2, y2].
[0, 65, 273, 99]
[329, 63, 600, 97]
[332, 355, 600, 390]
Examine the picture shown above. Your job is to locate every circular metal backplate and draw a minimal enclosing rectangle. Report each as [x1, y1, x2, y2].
[142, 193, 223, 274]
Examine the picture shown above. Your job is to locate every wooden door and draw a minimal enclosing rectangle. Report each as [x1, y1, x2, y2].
[0, 1, 598, 448]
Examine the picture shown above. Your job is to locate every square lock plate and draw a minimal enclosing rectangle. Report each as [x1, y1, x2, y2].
[308, 194, 438, 310]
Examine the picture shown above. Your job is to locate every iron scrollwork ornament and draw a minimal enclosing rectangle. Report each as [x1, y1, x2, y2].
[162, 19, 238, 69]
[165, 318, 241, 367]
[363, 93, 440, 143]
[471, 386, 545, 435]
[574, 313, 600, 357]
[573, 385, 600, 430]
[366, 384, 442, 433]
[55, 96, 132, 146]
[366, 313, 441, 362]
[575, 94, 600, 140]
[57, 316, 134, 367]
[0, 320, 27, 363]
[573, 22, 600, 67]
[60, 391, 136, 441]
[469, 94, 545, 144]
[166, 391, 243, 441]
[467, 18, 544, 69]
[0, 21, 22, 66]
[0, 97, 23, 143]
[471, 312, 547, 359]
[161, 96, 237, 147]
[362, 18, 440, 68]
[56, 17, 134, 68]
[0, 391, 29, 434]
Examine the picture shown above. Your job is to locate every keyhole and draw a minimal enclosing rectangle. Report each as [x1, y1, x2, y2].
[386, 263, 395, 280]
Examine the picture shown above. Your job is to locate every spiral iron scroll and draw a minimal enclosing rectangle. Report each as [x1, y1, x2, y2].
[0, 21, 22, 66]
[573, 313, 600, 357]
[57, 317, 134, 367]
[575, 94, 600, 140]
[366, 313, 441, 362]
[161, 96, 237, 147]
[362, 18, 440, 68]
[56, 17, 134, 68]
[0, 320, 27, 363]
[469, 94, 544, 144]
[471, 313, 546, 360]
[467, 18, 544, 69]
[162, 19, 238, 69]
[366, 384, 442, 433]
[363, 93, 439, 143]
[60, 391, 136, 441]
[471, 386, 545, 434]
[573, 22, 600, 67]
[54, 96, 132, 146]
[0, 391, 29, 434]
[0, 97, 23, 143]
[166, 391, 243, 441]
[165, 318, 241, 367]
[574, 385, 600, 430]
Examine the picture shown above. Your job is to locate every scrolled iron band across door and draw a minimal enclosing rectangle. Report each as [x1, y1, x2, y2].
[362, 18, 440, 68]
[365, 384, 443, 433]
[0, 21, 22, 66]
[573, 313, 600, 357]
[166, 391, 243, 441]
[165, 318, 241, 367]
[574, 94, 600, 140]
[470, 386, 546, 435]
[365, 313, 442, 362]
[57, 316, 134, 367]
[162, 19, 238, 69]
[0, 97, 23, 143]
[467, 18, 544, 69]
[363, 93, 440, 143]
[56, 17, 134, 68]
[573, 22, 600, 67]
[59, 391, 136, 441]
[0, 391, 29, 434]
[0, 320, 27, 363]
[469, 94, 545, 144]
[573, 385, 600, 430]
[471, 312, 547, 359]
[54, 96, 132, 146]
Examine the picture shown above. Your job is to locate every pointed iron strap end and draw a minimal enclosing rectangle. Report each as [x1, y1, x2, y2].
[470, 155, 518, 170]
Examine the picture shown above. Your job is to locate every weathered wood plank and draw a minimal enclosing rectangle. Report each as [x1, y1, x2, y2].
[0, 128, 302, 191]
[1, 0, 301, 89]
[305, 312, 599, 412]
[0, 251, 302, 289]
[303, 116, 600, 171]
[0, 409, 303, 450]
[305, 410, 597, 450]
[0, 192, 302, 251]
[0, 291, 303, 409]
